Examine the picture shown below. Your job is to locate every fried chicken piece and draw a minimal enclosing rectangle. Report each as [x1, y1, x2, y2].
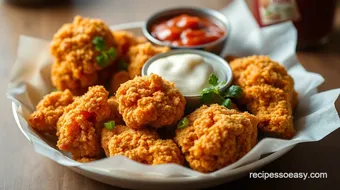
[243, 85, 295, 138]
[116, 74, 186, 129]
[230, 55, 297, 139]
[57, 86, 111, 160]
[101, 126, 184, 165]
[101, 125, 129, 156]
[127, 42, 170, 78]
[110, 71, 130, 94]
[28, 89, 74, 134]
[51, 60, 97, 95]
[76, 157, 99, 163]
[112, 31, 146, 57]
[107, 96, 124, 125]
[231, 56, 296, 103]
[94, 96, 124, 152]
[174, 104, 258, 173]
[50, 16, 117, 95]
[51, 16, 116, 70]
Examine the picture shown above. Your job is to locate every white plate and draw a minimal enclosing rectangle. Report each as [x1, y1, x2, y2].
[11, 22, 294, 190]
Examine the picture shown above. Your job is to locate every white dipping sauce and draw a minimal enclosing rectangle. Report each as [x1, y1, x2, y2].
[147, 54, 221, 96]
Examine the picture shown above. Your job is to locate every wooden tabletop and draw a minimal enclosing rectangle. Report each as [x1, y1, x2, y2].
[0, 0, 339, 189]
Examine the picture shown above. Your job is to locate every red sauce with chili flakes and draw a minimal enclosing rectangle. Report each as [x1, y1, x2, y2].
[151, 14, 225, 46]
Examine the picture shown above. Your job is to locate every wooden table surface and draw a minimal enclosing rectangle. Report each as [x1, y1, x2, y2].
[0, 0, 339, 189]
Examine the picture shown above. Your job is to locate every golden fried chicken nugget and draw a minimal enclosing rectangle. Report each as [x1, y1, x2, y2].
[112, 31, 146, 57]
[51, 16, 116, 70]
[107, 96, 124, 125]
[110, 71, 130, 94]
[102, 126, 184, 165]
[127, 42, 169, 78]
[57, 86, 111, 160]
[51, 60, 97, 95]
[243, 85, 295, 138]
[230, 55, 297, 139]
[76, 157, 99, 163]
[101, 125, 129, 156]
[116, 74, 186, 129]
[174, 104, 258, 173]
[50, 16, 117, 95]
[28, 89, 74, 134]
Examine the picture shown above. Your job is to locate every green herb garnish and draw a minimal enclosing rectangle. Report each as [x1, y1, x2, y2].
[225, 85, 243, 99]
[208, 73, 219, 86]
[222, 98, 233, 109]
[92, 36, 106, 51]
[104, 120, 115, 130]
[200, 73, 243, 108]
[200, 73, 225, 104]
[177, 117, 189, 129]
[96, 53, 109, 67]
[200, 87, 217, 104]
[107, 47, 116, 59]
[92, 36, 117, 67]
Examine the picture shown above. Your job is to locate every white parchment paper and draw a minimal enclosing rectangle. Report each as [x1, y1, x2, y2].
[7, 0, 340, 177]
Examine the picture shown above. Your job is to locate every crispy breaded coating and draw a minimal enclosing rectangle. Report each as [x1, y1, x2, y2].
[51, 16, 115, 70]
[231, 56, 296, 103]
[112, 31, 146, 57]
[127, 42, 169, 78]
[28, 90, 74, 134]
[76, 157, 99, 163]
[51, 60, 97, 95]
[57, 86, 111, 160]
[102, 126, 184, 165]
[107, 96, 124, 125]
[243, 85, 295, 138]
[101, 125, 129, 156]
[110, 71, 130, 94]
[230, 55, 297, 139]
[174, 104, 258, 173]
[92, 96, 124, 151]
[116, 74, 186, 129]
[50, 16, 117, 95]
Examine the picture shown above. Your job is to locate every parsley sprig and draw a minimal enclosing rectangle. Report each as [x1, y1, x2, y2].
[92, 36, 116, 67]
[200, 73, 243, 109]
[177, 117, 189, 129]
[104, 120, 115, 130]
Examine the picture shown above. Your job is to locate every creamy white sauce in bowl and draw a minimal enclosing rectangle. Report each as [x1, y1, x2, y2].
[142, 49, 233, 108]
[147, 54, 223, 96]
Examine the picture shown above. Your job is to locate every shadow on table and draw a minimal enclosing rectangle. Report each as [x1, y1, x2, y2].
[3, 0, 96, 9]
[298, 29, 340, 55]
[321, 29, 340, 54]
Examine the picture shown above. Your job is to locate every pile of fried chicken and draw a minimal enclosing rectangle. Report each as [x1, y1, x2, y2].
[28, 16, 298, 173]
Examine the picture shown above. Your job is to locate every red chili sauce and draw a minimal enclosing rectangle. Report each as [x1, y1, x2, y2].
[151, 14, 225, 46]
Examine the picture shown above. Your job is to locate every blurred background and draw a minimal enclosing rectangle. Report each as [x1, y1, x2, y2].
[0, 0, 339, 190]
